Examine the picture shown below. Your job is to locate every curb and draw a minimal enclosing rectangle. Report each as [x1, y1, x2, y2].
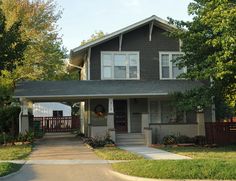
[110, 170, 234, 181]
[0, 164, 25, 180]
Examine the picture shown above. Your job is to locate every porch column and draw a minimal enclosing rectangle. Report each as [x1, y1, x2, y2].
[141, 113, 149, 133]
[197, 108, 206, 136]
[144, 127, 152, 146]
[19, 98, 30, 133]
[107, 98, 116, 142]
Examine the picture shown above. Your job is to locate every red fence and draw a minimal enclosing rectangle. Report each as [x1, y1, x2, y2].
[33, 116, 80, 132]
[205, 122, 236, 145]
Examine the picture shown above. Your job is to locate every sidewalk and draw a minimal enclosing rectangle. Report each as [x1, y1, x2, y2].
[119, 146, 191, 160]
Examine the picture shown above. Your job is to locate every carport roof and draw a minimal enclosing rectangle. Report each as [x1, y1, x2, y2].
[14, 80, 204, 101]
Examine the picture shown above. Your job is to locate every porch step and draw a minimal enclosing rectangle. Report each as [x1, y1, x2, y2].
[116, 133, 145, 145]
[44, 132, 75, 139]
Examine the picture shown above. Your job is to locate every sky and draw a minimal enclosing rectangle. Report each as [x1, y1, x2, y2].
[55, 0, 193, 51]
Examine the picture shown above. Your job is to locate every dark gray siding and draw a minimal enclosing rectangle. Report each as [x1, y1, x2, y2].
[90, 25, 179, 80]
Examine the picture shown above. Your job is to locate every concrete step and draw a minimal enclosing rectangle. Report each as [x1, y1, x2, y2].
[116, 133, 145, 145]
[44, 132, 75, 138]
[116, 133, 144, 139]
[116, 138, 145, 142]
[116, 141, 145, 146]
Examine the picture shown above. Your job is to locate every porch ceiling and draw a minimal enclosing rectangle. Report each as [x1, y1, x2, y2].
[14, 80, 204, 102]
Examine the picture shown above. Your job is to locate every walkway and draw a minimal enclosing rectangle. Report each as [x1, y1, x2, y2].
[2, 135, 126, 181]
[119, 146, 191, 160]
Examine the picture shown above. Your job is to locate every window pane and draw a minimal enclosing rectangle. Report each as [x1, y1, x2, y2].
[161, 101, 176, 123]
[129, 66, 137, 78]
[103, 66, 112, 78]
[129, 54, 138, 66]
[172, 54, 184, 78]
[114, 66, 126, 78]
[161, 54, 169, 66]
[173, 66, 184, 78]
[102, 54, 112, 66]
[162, 67, 169, 78]
[114, 54, 126, 66]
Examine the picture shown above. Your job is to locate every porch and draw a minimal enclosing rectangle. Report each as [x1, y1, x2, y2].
[14, 80, 208, 145]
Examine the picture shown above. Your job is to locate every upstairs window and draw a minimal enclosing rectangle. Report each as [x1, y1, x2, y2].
[101, 52, 140, 80]
[159, 52, 186, 79]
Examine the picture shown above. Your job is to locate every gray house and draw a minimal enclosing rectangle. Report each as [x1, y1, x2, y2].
[15, 15, 215, 145]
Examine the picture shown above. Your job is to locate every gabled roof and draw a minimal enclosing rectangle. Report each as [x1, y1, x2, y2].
[71, 15, 176, 54]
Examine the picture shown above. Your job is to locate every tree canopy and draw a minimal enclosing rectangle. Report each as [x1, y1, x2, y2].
[0, 0, 78, 107]
[169, 0, 236, 116]
[80, 30, 105, 45]
[0, 0, 67, 81]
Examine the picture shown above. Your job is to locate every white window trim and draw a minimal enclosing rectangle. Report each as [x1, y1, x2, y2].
[159, 51, 187, 80]
[101, 51, 140, 80]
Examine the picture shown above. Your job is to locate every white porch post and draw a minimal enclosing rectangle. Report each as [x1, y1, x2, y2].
[19, 98, 30, 133]
[107, 98, 115, 142]
[197, 108, 206, 136]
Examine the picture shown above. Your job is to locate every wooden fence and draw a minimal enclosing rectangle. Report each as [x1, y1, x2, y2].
[205, 122, 236, 145]
[33, 116, 80, 133]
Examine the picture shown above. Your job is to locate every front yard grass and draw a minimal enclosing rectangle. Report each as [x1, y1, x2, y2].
[0, 144, 32, 160]
[0, 163, 22, 177]
[112, 159, 236, 180]
[112, 145, 236, 180]
[162, 144, 236, 160]
[94, 147, 144, 160]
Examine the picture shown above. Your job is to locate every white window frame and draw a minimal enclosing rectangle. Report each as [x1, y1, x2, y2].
[101, 51, 140, 80]
[159, 51, 187, 80]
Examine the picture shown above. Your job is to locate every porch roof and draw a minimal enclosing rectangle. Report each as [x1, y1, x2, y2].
[14, 80, 204, 101]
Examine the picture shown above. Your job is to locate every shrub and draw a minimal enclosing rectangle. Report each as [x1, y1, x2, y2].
[0, 133, 14, 145]
[0, 106, 20, 136]
[176, 135, 194, 144]
[162, 135, 177, 145]
[84, 133, 114, 148]
[17, 131, 34, 143]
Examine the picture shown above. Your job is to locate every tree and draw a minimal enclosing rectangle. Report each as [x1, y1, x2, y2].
[0, 12, 27, 72]
[1, 0, 67, 81]
[169, 0, 236, 115]
[81, 31, 105, 45]
[0, 9, 27, 106]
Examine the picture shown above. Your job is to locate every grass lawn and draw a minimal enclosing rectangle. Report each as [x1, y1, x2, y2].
[0, 163, 22, 177]
[161, 145, 236, 160]
[94, 147, 144, 160]
[112, 145, 236, 180]
[0, 145, 32, 160]
[112, 159, 236, 180]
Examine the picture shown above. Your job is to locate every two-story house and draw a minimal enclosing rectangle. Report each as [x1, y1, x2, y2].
[15, 15, 214, 145]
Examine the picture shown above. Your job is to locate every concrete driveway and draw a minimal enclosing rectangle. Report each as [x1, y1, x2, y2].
[3, 134, 126, 181]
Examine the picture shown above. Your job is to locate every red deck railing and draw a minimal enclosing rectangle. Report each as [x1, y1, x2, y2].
[205, 122, 236, 145]
[33, 116, 80, 132]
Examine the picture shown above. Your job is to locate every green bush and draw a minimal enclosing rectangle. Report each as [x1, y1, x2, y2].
[162, 135, 177, 145]
[176, 135, 194, 144]
[0, 133, 14, 145]
[17, 131, 34, 143]
[0, 106, 20, 136]
[84, 133, 114, 148]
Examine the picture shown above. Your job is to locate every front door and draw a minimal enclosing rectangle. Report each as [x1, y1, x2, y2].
[114, 100, 128, 133]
